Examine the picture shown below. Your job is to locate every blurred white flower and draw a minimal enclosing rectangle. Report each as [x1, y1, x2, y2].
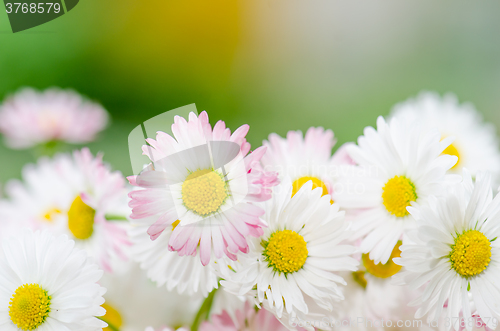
[1, 148, 130, 272]
[391, 92, 500, 180]
[100, 260, 201, 331]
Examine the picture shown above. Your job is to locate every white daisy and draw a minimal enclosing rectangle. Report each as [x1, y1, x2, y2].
[2, 148, 130, 272]
[261, 127, 354, 199]
[391, 92, 500, 180]
[221, 179, 358, 329]
[394, 170, 500, 331]
[333, 116, 459, 264]
[0, 230, 106, 330]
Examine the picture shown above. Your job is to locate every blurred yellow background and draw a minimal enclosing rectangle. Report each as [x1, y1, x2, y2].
[1, 0, 500, 183]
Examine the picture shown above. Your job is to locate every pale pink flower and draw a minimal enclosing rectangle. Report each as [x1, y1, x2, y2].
[1, 148, 130, 272]
[128, 111, 278, 265]
[0, 88, 108, 149]
[200, 302, 306, 331]
[261, 127, 354, 198]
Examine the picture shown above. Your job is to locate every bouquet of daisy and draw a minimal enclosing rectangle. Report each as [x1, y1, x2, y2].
[0, 88, 499, 331]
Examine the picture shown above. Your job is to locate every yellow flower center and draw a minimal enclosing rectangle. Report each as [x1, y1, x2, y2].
[362, 241, 402, 278]
[181, 169, 228, 217]
[292, 176, 334, 204]
[292, 176, 329, 197]
[41, 207, 61, 222]
[262, 229, 308, 274]
[352, 271, 368, 289]
[450, 230, 491, 278]
[172, 220, 181, 231]
[9, 284, 51, 330]
[382, 176, 418, 217]
[102, 303, 123, 331]
[442, 143, 460, 170]
[67, 195, 95, 240]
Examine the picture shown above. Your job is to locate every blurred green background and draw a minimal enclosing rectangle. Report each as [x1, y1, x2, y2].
[1, 0, 500, 184]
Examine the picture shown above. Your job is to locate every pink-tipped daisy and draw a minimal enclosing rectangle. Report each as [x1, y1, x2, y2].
[261, 127, 354, 199]
[1, 148, 130, 272]
[128, 111, 278, 265]
[0, 88, 108, 149]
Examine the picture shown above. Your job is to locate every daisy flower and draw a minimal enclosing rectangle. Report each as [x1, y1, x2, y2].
[0, 88, 108, 149]
[0, 230, 106, 330]
[99, 260, 202, 331]
[128, 111, 278, 265]
[2, 148, 130, 272]
[337, 243, 423, 331]
[333, 116, 459, 264]
[221, 179, 358, 329]
[261, 127, 354, 199]
[391, 92, 500, 179]
[394, 171, 500, 330]
[129, 217, 219, 297]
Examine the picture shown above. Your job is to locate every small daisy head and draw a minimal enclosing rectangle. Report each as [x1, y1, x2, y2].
[0, 230, 106, 330]
[128, 111, 278, 265]
[0, 88, 108, 149]
[334, 115, 460, 264]
[221, 178, 357, 325]
[395, 170, 500, 330]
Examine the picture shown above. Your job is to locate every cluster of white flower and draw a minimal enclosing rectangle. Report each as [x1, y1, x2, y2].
[1, 88, 500, 331]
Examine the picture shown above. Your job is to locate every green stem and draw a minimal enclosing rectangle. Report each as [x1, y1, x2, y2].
[104, 214, 129, 221]
[191, 288, 218, 331]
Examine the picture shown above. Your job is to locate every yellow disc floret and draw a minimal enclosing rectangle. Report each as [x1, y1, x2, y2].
[450, 230, 491, 278]
[442, 143, 460, 170]
[362, 241, 402, 278]
[67, 195, 96, 240]
[42, 207, 61, 222]
[292, 176, 329, 197]
[182, 169, 228, 216]
[262, 229, 308, 274]
[352, 271, 368, 289]
[9, 283, 51, 330]
[382, 176, 418, 217]
[102, 303, 123, 331]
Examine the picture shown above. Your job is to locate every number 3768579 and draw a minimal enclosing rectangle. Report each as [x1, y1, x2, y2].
[5, 2, 61, 14]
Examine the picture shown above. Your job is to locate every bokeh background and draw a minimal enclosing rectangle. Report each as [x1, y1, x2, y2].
[1, 0, 500, 184]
